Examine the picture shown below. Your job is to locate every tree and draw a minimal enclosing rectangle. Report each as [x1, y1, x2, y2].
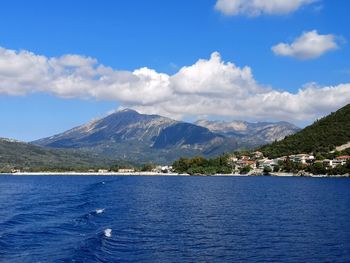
[110, 164, 120, 172]
[141, 163, 154, 172]
[263, 166, 272, 175]
[315, 153, 325, 160]
[331, 164, 349, 175]
[273, 165, 280, 173]
[283, 157, 293, 172]
[307, 162, 327, 175]
[240, 165, 252, 174]
[346, 159, 350, 169]
[172, 157, 190, 173]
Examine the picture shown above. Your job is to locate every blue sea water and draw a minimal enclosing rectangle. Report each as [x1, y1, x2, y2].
[0, 175, 349, 262]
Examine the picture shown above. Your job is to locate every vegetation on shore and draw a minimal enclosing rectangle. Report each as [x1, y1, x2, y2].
[306, 160, 350, 175]
[172, 154, 233, 175]
[171, 154, 350, 176]
[272, 157, 350, 176]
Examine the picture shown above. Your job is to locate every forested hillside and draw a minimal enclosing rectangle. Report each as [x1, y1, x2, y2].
[260, 104, 350, 158]
[0, 138, 113, 172]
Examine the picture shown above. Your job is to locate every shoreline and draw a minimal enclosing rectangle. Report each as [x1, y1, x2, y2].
[0, 172, 348, 178]
[4, 172, 189, 176]
[2, 172, 247, 177]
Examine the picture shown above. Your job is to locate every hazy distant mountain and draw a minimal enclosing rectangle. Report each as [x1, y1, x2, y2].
[195, 119, 300, 147]
[33, 109, 237, 164]
[0, 138, 112, 172]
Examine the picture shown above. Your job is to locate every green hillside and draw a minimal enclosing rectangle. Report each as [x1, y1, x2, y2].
[0, 138, 114, 172]
[259, 104, 350, 158]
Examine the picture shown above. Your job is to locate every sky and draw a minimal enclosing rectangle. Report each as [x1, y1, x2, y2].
[0, 0, 349, 141]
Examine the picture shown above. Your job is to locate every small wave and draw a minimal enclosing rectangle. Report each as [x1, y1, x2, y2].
[95, 208, 105, 214]
[104, 228, 112, 238]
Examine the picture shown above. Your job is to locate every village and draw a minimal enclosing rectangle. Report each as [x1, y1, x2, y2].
[7, 151, 350, 177]
[228, 151, 350, 176]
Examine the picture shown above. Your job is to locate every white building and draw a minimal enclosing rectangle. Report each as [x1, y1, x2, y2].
[289, 154, 314, 164]
[323, 159, 346, 168]
[257, 158, 278, 169]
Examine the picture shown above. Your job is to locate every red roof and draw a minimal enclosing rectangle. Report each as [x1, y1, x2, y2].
[336, 155, 350, 160]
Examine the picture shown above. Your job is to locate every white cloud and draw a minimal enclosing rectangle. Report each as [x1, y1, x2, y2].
[215, 0, 316, 16]
[171, 52, 263, 95]
[272, 30, 339, 59]
[0, 47, 349, 123]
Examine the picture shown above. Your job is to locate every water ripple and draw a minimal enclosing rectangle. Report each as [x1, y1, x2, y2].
[0, 176, 349, 262]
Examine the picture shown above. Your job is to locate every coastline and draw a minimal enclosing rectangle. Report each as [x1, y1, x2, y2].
[3, 171, 189, 176]
[1, 172, 348, 178]
[3, 172, 247, 177]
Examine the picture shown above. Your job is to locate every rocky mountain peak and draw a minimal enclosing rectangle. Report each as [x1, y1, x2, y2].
[31, 109, 300, 163]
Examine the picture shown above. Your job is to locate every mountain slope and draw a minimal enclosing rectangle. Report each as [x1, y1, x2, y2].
[195, 119, 300, 147]
[259, 103, 350, 158]
[0, 138, 112, 172]
[153, 123, 224, 148]
[35, 109, 177, 148]
[33, 109, 236, 163]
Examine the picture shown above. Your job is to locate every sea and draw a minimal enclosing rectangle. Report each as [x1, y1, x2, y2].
[0, 175, 349, 262]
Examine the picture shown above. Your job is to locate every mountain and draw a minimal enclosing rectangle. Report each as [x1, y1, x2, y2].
[259, 103, 350, 158]
[195, 119, 300, 148]
[0, 138, 113, 172]
[33, 109, 237, 164]
[153, 123, 224, 148]
[35, 109, 177, 148]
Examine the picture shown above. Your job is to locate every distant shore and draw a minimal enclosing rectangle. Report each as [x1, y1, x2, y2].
[3, 172, 246, 176]
[0, 172, 349, 177]
[4, 172, 188, 176]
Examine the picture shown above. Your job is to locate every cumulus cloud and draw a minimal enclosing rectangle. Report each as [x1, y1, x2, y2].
[0, 47, 349, 123]
[272, 30, 339, 59]
[215, 0, 316, 16]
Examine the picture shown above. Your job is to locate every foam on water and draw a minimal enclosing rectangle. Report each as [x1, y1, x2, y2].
[104, 228, 112, 238]
[1, 176, 349, 262]
[95, 208, 105, 214]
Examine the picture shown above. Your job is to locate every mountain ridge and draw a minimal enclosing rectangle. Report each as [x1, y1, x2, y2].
[32, 109, 300, 163]
[33, 109, 234, 163]
[0, 138, 113, 172]
[259, 103, 350, 158]
[195, 119, 300, 146]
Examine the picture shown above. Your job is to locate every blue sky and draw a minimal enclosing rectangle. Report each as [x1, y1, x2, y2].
[0, 0, 349, 141]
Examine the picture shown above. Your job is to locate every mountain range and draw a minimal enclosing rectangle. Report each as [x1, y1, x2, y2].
[32, 109, 299, 163]
[2, 104, 349, 170]
[195, 119, 299, 147]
